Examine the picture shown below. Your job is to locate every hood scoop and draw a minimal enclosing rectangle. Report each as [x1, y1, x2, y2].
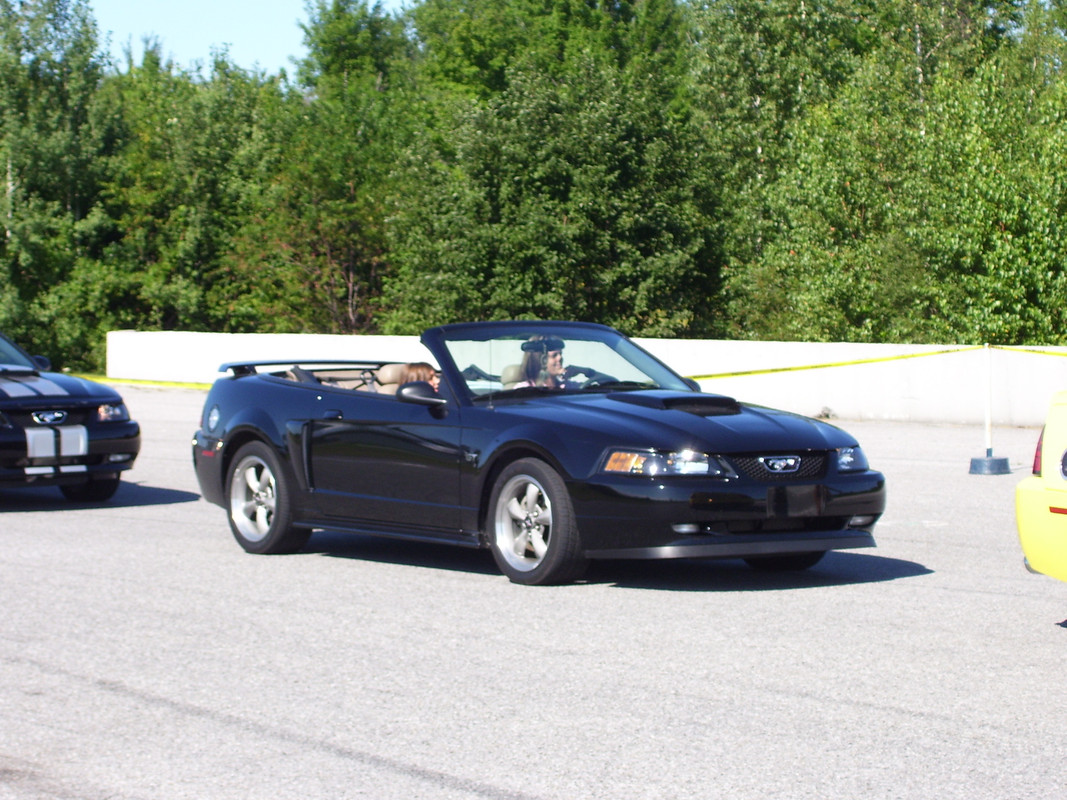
[608, 392, 741, 417]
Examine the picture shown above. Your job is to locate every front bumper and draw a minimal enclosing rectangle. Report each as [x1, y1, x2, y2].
[0, 421, 140, 487]
[571, 470, 885, 560]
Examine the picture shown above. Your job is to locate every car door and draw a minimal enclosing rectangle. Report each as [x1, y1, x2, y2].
[305, 387, 463, 532]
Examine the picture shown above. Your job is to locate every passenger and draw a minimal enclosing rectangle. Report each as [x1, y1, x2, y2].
[400, 362, 440, 392]
[514, 336, 569, 390]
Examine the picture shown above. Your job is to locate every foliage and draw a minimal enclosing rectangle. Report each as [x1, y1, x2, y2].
[2, 0, 1067, 370]
[381, 56, 720, 337]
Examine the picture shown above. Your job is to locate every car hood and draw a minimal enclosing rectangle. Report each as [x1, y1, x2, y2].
[0, 368, 123, 406]
[491, 390, 858, 452]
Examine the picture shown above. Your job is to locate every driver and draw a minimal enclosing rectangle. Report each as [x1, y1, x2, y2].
[514, 336, 570, 389]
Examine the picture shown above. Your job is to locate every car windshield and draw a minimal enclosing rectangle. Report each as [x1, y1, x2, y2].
[0, 335, 35, 371]
[439, 325, 693, 400]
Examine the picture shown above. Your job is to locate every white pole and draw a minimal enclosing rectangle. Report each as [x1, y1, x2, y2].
[984, 343, 993, 457]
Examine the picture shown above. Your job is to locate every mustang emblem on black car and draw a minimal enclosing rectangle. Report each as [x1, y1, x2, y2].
[758, 455, 801, 473]
[192, 321, 886, 585]
[32, 410, 68, 425]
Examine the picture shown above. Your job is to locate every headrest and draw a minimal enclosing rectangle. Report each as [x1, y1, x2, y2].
[521, 337, 564, 353]
[376, 363, 407, 384]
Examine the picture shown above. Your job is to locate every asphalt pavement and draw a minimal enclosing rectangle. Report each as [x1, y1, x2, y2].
[1, 385, 1063, 800]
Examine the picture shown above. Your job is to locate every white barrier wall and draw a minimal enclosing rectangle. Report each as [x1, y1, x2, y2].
[106, 330, 1067, 426]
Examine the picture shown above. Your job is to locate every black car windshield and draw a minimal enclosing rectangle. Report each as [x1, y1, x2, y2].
[0, 335, 36, 371]
[438, 324, 693, 399]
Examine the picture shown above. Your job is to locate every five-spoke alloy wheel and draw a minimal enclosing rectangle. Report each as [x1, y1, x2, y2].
[488, 458, 586, 585]
[226, 441, 309, 554]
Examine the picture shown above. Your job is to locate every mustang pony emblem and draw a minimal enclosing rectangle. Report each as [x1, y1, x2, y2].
[758, 455, 801, 473]
[32, 410, 68, 425]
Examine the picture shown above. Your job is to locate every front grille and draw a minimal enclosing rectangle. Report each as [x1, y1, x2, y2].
[731, 452, 828, 482]
[6, 409, 92, 427]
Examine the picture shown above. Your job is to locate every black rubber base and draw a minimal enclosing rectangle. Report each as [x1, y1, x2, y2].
[969, 456, 1011, 475]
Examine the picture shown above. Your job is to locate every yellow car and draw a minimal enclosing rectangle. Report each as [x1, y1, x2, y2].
[1016, 390, 1067, 582]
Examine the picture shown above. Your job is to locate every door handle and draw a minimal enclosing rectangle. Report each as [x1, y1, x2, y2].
[323, 409, 343, 420]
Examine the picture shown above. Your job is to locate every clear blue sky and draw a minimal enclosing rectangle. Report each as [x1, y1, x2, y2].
[90, 0, 403, 76]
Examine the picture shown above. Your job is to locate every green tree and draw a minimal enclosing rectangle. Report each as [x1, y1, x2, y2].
[218, 0, 412, 333]
[382, 58, 720, 336]
[724, 0, 1064, 345]
[39, 46, 282, 367]
[0, 0, 111, 357]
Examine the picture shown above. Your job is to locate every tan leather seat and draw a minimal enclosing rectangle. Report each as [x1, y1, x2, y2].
[500, 364, 522, 389]
[375, 363, 407, 394]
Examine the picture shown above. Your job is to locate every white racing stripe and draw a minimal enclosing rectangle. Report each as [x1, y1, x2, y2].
[0, 374, 69, 398]
[25, 428, 56, 459]
[0, 377, 35, 398]
[21, 425, 90, 476]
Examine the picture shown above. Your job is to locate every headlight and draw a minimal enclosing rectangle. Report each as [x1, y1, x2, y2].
[603, 449, 737, 478]
[836, 446, 869, 472]
[97, 403, 130, 422]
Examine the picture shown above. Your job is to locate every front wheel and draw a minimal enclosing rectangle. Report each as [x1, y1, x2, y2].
[744, 551, 826, 571]
[226, 441, 309, 554]
[487, 458, 586, 585]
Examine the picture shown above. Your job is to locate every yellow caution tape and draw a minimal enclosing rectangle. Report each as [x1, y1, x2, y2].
[73, 374, 213, 390]
[689, 345, 985, 381]
[992, 345, 1067, 357]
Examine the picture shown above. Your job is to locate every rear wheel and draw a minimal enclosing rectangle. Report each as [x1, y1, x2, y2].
[226, 441, 309, 554]
[487, 458, 586, 585]
[744, 551, 826, 571]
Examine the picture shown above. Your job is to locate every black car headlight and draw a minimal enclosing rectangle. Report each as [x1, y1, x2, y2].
[603, 449, 737, 478]
[97, 403, 130, 423]
[836, 446, 869, 473]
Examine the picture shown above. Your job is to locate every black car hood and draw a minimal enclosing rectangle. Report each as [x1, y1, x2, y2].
[492, 390, 856, 452]
[0, 368, 122, 406]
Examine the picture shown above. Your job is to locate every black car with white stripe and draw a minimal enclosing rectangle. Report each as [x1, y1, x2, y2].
[1, 333, 140, 501]
[193, 320, 886, 585]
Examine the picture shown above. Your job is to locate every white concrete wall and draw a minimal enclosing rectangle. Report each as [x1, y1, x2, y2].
[106, 330, 1067, 426]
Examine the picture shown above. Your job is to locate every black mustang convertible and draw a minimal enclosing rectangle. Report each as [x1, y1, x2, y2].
[192, 321, 885, 584]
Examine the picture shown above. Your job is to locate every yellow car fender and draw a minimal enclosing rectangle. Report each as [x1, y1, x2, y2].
[1016, 390, 1067, 582]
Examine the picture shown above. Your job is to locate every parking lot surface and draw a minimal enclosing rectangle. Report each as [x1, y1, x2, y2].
[1, 386, 1063, 800]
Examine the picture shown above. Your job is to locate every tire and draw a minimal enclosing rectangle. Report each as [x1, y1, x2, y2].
[60, 476, 121, 502]
[744, 551, 826, 572]
[226, 441, 310, 554]
[487, 458, 587, 585]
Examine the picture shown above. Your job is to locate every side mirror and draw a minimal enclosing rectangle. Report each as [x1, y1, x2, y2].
[397, 381, 447, 408]
[683, 378, 701, 392]
[33, 355, 52, 371]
